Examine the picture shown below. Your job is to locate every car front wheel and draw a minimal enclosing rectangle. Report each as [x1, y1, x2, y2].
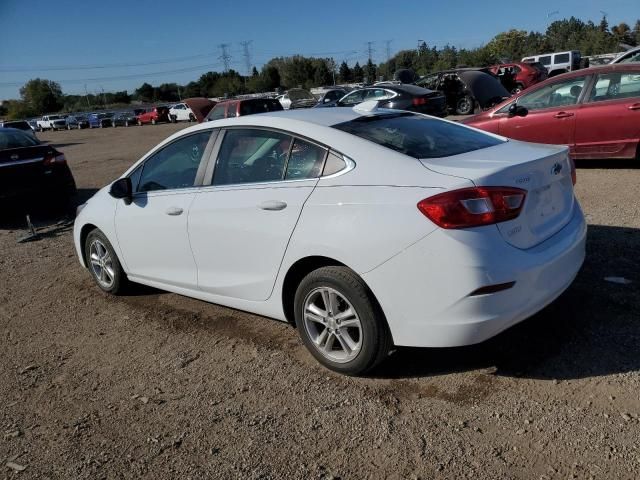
[84, 229, 129, 295]
[294, 266, 392, 376]
[455, 96, 474, 115]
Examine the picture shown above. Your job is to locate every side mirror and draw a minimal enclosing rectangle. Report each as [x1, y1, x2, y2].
[508, 103, 528, 118]
[109, 177, 133, 204]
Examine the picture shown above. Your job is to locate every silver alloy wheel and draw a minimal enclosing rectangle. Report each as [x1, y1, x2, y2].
[303, 287, 362, 363]
[89, 239, 115, 289]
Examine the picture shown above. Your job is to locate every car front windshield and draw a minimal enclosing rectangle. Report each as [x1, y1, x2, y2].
[332, 113, 504, 159]
[288, 89, 315, 101]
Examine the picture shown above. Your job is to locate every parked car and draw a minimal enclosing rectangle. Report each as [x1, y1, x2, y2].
[462, 64, 640, 160]
[37, 115, 67, 131]
[73, 106, 585, 375]
[0, 120, 37, 140]
[206, 98, 283, 120]
[168, 103, 196, 123]
[277, 89, 318, 109]
[319, 84, 448, 117]
[610, 46, 640, 64]
[0, 128, 76, 205]
[112, 111, 138, 127]
[486, 62, 548, 93]
[65, 115, 89, 130]
[522, 50, 582, 77]
[417, 70, 510, 115]
[315, 88, 348, 106]
[136, 106, 170, 125]
[88, 113, 113, 128]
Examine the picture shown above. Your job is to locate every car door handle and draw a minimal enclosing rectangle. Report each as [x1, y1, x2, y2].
[259, 200, 287, 211]
[165, 207, 184, 216]
[628, 103, 640, 110]
[553, 112, 575, 119]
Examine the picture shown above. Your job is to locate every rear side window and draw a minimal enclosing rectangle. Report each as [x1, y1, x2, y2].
[539, 56, 551, 66]
[323, 152, 347, 176]
[239, 100, 283, 116]
[588, 72, 640, 102]
[207, 104, 226, 120]
[285, 139, 326, 180]
[554, 53, 570, 64]
[332, 113, 503, 159]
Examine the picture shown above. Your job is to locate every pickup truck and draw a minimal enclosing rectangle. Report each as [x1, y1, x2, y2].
[37, 115, 68, 131]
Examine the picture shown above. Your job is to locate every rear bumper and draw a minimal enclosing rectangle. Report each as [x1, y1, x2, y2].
[0, 165, 76, 201]
[363, 201, 587, 347]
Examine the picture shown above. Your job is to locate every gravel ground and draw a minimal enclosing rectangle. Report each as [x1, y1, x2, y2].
[1, 123, 639, 479]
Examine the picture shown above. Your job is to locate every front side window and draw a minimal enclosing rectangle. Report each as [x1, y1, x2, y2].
[333, 113, 503, 159]
[588, 72, 640, 102]
[554, 53, 570, 64]
[212, 129, 292, 186]
[512, 76, 587, 111]
[339, 90, 366, 106]
[207, 105, 226, 120]
[285, 139, 326, 180]
[137, 131, 212, 192]
[539, 56, 551, 66]
[616, 51, 640, 64]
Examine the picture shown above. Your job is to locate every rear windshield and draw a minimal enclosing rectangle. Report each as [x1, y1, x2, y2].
[240, 99, 283, 116]
[0, 129, 39, 149]
[2, 121, 30, 130]
[332, 113, 504, 159]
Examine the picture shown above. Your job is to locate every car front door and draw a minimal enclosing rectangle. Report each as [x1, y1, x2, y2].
[499, 75, 589, 150]
[188, 128, 327, 301]
[574, 70, 640, 159]
[114, 130, 215, 288]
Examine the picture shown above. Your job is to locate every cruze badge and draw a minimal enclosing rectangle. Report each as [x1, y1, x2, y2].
[551, 163, 563, 175]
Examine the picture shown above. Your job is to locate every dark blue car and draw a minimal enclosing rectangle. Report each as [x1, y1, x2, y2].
[88, 113, 113, 128]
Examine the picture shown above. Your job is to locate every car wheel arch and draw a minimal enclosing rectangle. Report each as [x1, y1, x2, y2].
[79, 223, 99, 268]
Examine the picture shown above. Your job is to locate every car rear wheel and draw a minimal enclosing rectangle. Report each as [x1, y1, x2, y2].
[188, 113, 195, 122]
[137, 120, 142, 126]
[294, 266, 392, 376]
[125, 121, 129, 127]
[455, 96, 474, 115]
[84, 229, 129, 295]
[151, 118, 156, 125]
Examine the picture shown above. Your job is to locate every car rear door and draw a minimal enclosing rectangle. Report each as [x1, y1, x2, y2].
[188, 128, 326, 301]
[114, 130, 215, 288]
[574, 70, 640, 159]
[499, 75, 589, 151]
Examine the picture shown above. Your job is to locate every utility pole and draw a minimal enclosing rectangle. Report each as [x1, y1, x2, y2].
[366, 41, 375, 63]
[385, 40, 393, 80]
[84, 84, 90, 108]
[240, 40, 253, 76]
[417, 39, 425, 53]
[218, 43, 231, 73]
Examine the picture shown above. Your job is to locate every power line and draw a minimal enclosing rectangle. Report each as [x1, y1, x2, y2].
[240, 40, 253, 76]
[218, 43, 231, 72]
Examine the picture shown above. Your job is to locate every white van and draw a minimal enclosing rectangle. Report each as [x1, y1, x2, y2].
[522, 50, 582, 77]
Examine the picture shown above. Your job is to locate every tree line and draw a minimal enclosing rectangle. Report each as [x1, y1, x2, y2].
[2, 15, 639, 119]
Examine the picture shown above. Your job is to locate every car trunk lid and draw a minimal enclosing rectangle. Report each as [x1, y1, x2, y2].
[420, 139, 575, 249]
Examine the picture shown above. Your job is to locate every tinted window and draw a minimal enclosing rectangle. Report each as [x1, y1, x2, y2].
[239, 99, 283, 116]
[212, 129, 292, 186]
[226, 103, 238, 118]
[333, 113, 503, 159]
[339, 90, 366, 106]
[2, 121, 30, 131]
[539, 56, 551, 65]
[554, 53, 570, 64]
[0, 129, 39, 149]
[514, 76, 586, 111]
[588, 72, 640, 102]
[138, 131, 211, 192]
[285, 139, 326, 180]
[322, 151, 347, 176]
[207, 104, 226, 120]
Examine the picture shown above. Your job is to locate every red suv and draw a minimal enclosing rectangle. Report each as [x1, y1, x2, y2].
[206, 98, 283, 121]
[462, 64, 640, 160]
[487, 62, 548, 93]
[136, 106, 169, 125]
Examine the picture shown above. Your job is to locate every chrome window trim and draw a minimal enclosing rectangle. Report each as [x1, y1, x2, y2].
[321, 152, 356, 179]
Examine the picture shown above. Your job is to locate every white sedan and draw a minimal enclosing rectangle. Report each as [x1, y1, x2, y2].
[73, 104, 586, 375]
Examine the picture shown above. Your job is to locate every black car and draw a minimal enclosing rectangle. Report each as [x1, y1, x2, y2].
[416, 69, 510, 115]
[112, 111, 138, 127]
[0, 128, 76, 204]
[65, 115, 90, 130]
[315, 88, 348, 106]
[0, 120, 37, 139]
[318, 84, 447, 117]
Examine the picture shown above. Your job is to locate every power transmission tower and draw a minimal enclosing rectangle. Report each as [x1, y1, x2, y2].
[218, 43, 231, 72]
[240, 40, 253, 76]
[366, 41, 375, 63]
[385, 40, 393, 64]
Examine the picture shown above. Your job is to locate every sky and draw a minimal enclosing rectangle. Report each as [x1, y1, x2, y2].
[0, 0, 638, 100]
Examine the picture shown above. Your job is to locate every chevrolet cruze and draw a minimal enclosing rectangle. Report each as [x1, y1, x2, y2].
[73, 104, 586, 375]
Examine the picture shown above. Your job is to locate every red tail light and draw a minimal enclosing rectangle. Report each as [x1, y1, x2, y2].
[569, 158, 577, 185]
[43, 152, 66, 166]
[417, 187, 527, 229]
[412, 97, 428, 106]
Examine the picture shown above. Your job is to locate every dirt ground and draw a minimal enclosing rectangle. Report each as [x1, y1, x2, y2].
[1, 122, 639, 479]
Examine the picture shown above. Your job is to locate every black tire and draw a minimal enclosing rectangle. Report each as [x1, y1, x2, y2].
[294, 266, 392, 376]
[77, 124, 82, 130]
[84, 229, 129, 295]
[125, 121, 129, 127]
[137, 119, 142, 126]
[151, 118, 156, 125]
[455, 95, 474, 115]
[188, 113, 195, 122]
[511, 83, 525, 94]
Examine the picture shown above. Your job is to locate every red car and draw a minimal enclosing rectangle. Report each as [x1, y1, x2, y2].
[486, 62, 548, 93]
[462, 64, 640, 160]
[136, 106, 169, 125]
